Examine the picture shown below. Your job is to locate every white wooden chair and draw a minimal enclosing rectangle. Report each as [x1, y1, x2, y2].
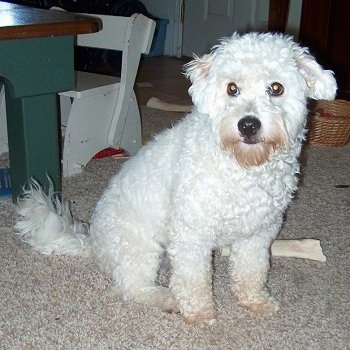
[59, 13, 155, 177]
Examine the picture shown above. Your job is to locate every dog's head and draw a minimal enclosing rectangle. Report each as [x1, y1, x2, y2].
[184, 32, 337, 167]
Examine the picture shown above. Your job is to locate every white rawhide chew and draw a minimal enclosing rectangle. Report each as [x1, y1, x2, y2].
[147, 97, 193, 113]
[221, 239, 326, 262]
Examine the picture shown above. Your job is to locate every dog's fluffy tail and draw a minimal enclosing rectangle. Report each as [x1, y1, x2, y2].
[15, 179, 91, 256]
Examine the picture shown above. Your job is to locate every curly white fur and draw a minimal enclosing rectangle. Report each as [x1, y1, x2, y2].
[15, 178, 90, 256]
[15, 32, 337, 326]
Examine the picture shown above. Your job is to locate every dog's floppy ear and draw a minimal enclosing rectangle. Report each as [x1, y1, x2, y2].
[184, 53, 212, 84]
[184, 53, 215, 113]
[294, 49, 337, 100]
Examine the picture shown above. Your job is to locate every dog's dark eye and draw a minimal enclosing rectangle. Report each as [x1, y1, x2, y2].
[268, 82, 284, 96]
[227, 82, 239, 96]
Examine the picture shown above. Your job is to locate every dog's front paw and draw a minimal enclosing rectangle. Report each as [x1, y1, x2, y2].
[183, 308, 217, 327]
[238, 297, 279, 316]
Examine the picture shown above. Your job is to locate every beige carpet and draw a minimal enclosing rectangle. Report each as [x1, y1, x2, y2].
[1, 107, 349, 349]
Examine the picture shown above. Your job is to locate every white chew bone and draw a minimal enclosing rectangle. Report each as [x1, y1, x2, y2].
[147, 97, 192, 113]
[220, 239, 326, 262]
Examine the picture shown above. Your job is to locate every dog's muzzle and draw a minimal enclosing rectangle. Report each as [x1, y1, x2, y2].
[238, 116, 261, 144]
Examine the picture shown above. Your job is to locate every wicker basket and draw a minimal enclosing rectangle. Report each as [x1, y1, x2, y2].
[307, 99, 350, 147]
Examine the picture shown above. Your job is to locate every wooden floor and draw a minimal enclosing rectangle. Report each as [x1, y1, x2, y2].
[135, 56, 192, 106]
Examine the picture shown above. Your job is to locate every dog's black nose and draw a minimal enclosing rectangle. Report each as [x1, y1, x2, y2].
[238, 116, 261, 137]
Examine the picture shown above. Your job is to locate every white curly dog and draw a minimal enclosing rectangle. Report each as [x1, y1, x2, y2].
[15, 32, 337, 326]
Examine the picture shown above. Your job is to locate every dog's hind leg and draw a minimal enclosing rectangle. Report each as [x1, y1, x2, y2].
[106, 231, 179, 313]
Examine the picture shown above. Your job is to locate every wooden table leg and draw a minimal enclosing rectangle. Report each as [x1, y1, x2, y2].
[5, 90, 61, 199]
[0, 36, 75, 201]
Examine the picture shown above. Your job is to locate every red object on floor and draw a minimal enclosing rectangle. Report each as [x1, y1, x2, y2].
[92, 148, 126, 160]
